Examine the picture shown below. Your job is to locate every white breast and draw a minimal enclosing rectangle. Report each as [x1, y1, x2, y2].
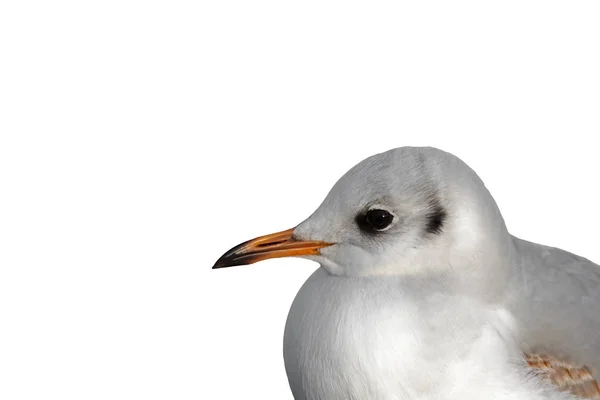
[283, 268, 575, 400]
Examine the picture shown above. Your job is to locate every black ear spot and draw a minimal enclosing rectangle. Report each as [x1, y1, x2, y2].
[425, 201, 447, 235]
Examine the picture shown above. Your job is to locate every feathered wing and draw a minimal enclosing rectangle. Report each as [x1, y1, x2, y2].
[526, 353, 600, 399]
[511, 238, 600, 399]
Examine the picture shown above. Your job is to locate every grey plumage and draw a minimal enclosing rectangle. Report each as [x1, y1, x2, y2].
[510, 238, 600, 377]
[214, 146, 600, 398]
[290, 147, 600, 397]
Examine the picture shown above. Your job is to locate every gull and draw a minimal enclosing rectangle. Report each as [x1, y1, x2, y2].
[213, 147, 600, 399]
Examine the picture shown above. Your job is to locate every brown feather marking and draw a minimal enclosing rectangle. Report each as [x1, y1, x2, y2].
[525, 353, 600, 399]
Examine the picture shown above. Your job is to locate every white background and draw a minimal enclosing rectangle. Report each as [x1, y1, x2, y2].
[1, 1, 599, 399]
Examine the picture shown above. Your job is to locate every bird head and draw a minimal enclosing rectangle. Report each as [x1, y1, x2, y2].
[214, 147, 512, 279]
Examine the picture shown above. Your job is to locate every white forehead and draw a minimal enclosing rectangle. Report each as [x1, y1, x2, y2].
[294, 146, 494, 239]
[315, 147, 459, 214]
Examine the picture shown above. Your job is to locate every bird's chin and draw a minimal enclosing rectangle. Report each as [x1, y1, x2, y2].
[308, 244, 400, 277]
[297, 253, 343, 276]
[316, 244, 379, 277]
[319, 260, 348, 276]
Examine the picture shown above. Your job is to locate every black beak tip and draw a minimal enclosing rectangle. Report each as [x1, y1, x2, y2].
[212, 259, 228, 269]
[212, 256, 247, 269]
[212, 240, 254, 270]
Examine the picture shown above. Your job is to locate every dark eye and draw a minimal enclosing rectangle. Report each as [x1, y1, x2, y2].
[361, 209, 394, 231]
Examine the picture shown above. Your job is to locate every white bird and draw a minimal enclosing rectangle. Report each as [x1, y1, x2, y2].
[284, 269, 579, 399]
[213, 147, 600, 399]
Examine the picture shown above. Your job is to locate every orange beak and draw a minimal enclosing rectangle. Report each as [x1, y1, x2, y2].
[212, 228, 333, 269]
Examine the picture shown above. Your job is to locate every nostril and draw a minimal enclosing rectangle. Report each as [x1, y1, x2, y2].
[257, 239, 287, 248]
